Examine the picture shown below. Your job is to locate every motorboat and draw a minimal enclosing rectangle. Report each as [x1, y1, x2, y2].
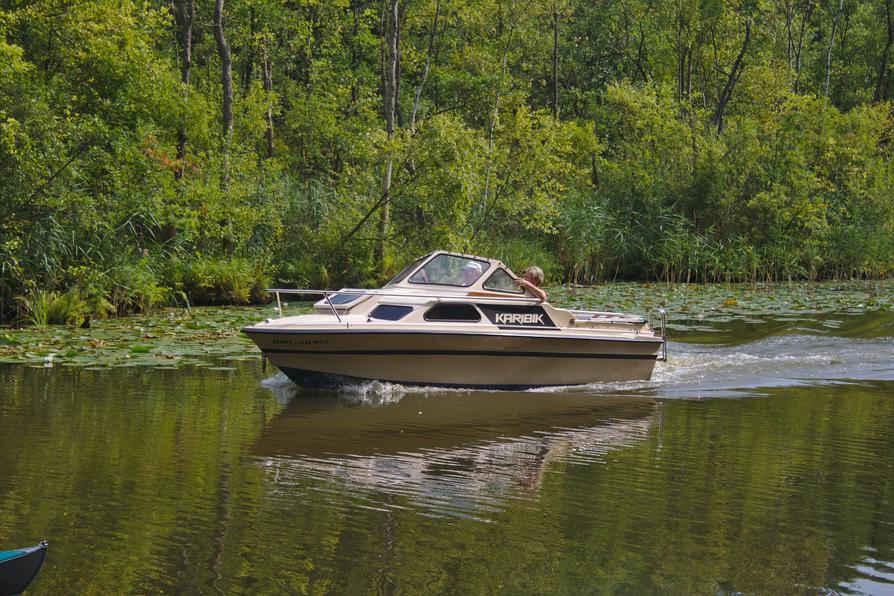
[242, 251, 667, 389]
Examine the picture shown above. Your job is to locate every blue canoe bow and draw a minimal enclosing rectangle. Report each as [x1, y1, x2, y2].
[0, 542, 47, 595]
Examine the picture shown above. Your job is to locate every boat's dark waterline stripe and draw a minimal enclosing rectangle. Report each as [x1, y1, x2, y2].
[263, 348, 658, 360]
[278, 366, 592, 390]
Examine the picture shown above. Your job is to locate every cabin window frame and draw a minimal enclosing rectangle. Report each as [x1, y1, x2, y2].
[368, 304, 415, 321]
[423, 303, 482, 322]
[326, 293, 365, 306]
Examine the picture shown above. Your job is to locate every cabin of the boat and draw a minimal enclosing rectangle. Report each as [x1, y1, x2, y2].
[312, 252, 525, 309]
[294, 251, 654, 335]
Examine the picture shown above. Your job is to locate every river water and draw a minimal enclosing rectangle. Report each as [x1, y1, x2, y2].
[1, 289, 893, 594]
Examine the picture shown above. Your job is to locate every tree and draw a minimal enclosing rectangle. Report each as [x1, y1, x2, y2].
[712, 18, 751, 134]
[214, 0, 234, 183]
[875, 0, 894, 101]
[174, 0, 195, 178]
[376, 0, 400, 266]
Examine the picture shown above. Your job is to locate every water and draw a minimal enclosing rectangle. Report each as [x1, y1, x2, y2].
[1, 298, 893, 594]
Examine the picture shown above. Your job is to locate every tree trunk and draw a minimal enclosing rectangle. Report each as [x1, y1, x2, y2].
[590, 147, 599, 187]
[875, 0, 894, 101]
[635, 22, 650, 82]
[467, 14, 518, 248]
[824, 0, 844, 98]
[395, 1, 404, 129]
[263, 48, 274, 158]
[552, 0, 559, 121]
[793, 0, 814, 92]
[713, 19, 751, 134]
[350, 0, 360, 110]
[781, 0, 795, 67]
[376, 0, 399, 267]
[174, 0, 194, 179]
[407, 0, 441, 175]
[409, 0, 440, 134]
[242, 7, 256, 92]
[677, 13, 686, 100]
[214, 0, 233, 183]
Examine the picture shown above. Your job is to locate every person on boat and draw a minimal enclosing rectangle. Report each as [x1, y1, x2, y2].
[514, 266, 548, 301]
[460, 261, 483, 286]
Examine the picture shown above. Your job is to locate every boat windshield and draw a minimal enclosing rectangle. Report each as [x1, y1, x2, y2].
[385, 256, 427, 287]
[408, 254, 490, 287]
[483, 268, 524, 294]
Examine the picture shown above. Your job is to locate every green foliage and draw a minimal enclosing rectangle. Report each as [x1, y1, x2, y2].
[172, 257, 269, 306]
[475, 235, 560, 282]
[19, 290, 53, 327]
[106, 261, 169, 314]
[20, 288, 87, 326]
[3, 0, 894, 323]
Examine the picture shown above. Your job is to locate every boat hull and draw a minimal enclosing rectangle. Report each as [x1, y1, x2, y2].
[245, 328, 662, 388]
[0, 542, 47, 596]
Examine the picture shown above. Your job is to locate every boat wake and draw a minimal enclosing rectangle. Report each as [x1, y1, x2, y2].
[646, 333, 894, 398]
[337, 380, 409, 405]
[262, 372, 410, 405]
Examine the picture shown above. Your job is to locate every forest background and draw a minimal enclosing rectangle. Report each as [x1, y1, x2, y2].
[2, 0, 894, 323]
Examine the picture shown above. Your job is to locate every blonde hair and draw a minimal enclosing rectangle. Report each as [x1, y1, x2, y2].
[524, 266, 544, 285]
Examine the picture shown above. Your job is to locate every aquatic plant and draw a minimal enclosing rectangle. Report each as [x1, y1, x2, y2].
[20, 288, 89, 327]
[20, 290, 54, 327]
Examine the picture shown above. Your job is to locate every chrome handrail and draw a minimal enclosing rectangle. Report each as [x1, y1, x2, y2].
[648, 308, 668, 362]
[268, 289, 345, 322]
[322, 291, 343, 323]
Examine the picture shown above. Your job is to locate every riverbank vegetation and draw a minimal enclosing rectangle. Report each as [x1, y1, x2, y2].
[2, 280, 891, 366]
[3, 0, 894, 322]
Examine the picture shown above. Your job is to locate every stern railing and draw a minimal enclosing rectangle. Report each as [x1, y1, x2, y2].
[648, 308, 668, 362]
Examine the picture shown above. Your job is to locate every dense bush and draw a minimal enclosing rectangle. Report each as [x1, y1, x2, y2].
[2, 0, 894, 324]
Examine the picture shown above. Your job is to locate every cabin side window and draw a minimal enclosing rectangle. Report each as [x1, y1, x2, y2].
[483, 268, 524, 294]
[369, 305, 414, 321]
[423, 303, 482, 322]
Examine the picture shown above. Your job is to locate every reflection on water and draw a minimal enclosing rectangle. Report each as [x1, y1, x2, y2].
[844, 553, 894, 596]
[255, 391, 658, 520]
[1, 307, 894, 594]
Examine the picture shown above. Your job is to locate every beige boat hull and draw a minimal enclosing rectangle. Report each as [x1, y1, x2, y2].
[245, 328, 662, 388]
